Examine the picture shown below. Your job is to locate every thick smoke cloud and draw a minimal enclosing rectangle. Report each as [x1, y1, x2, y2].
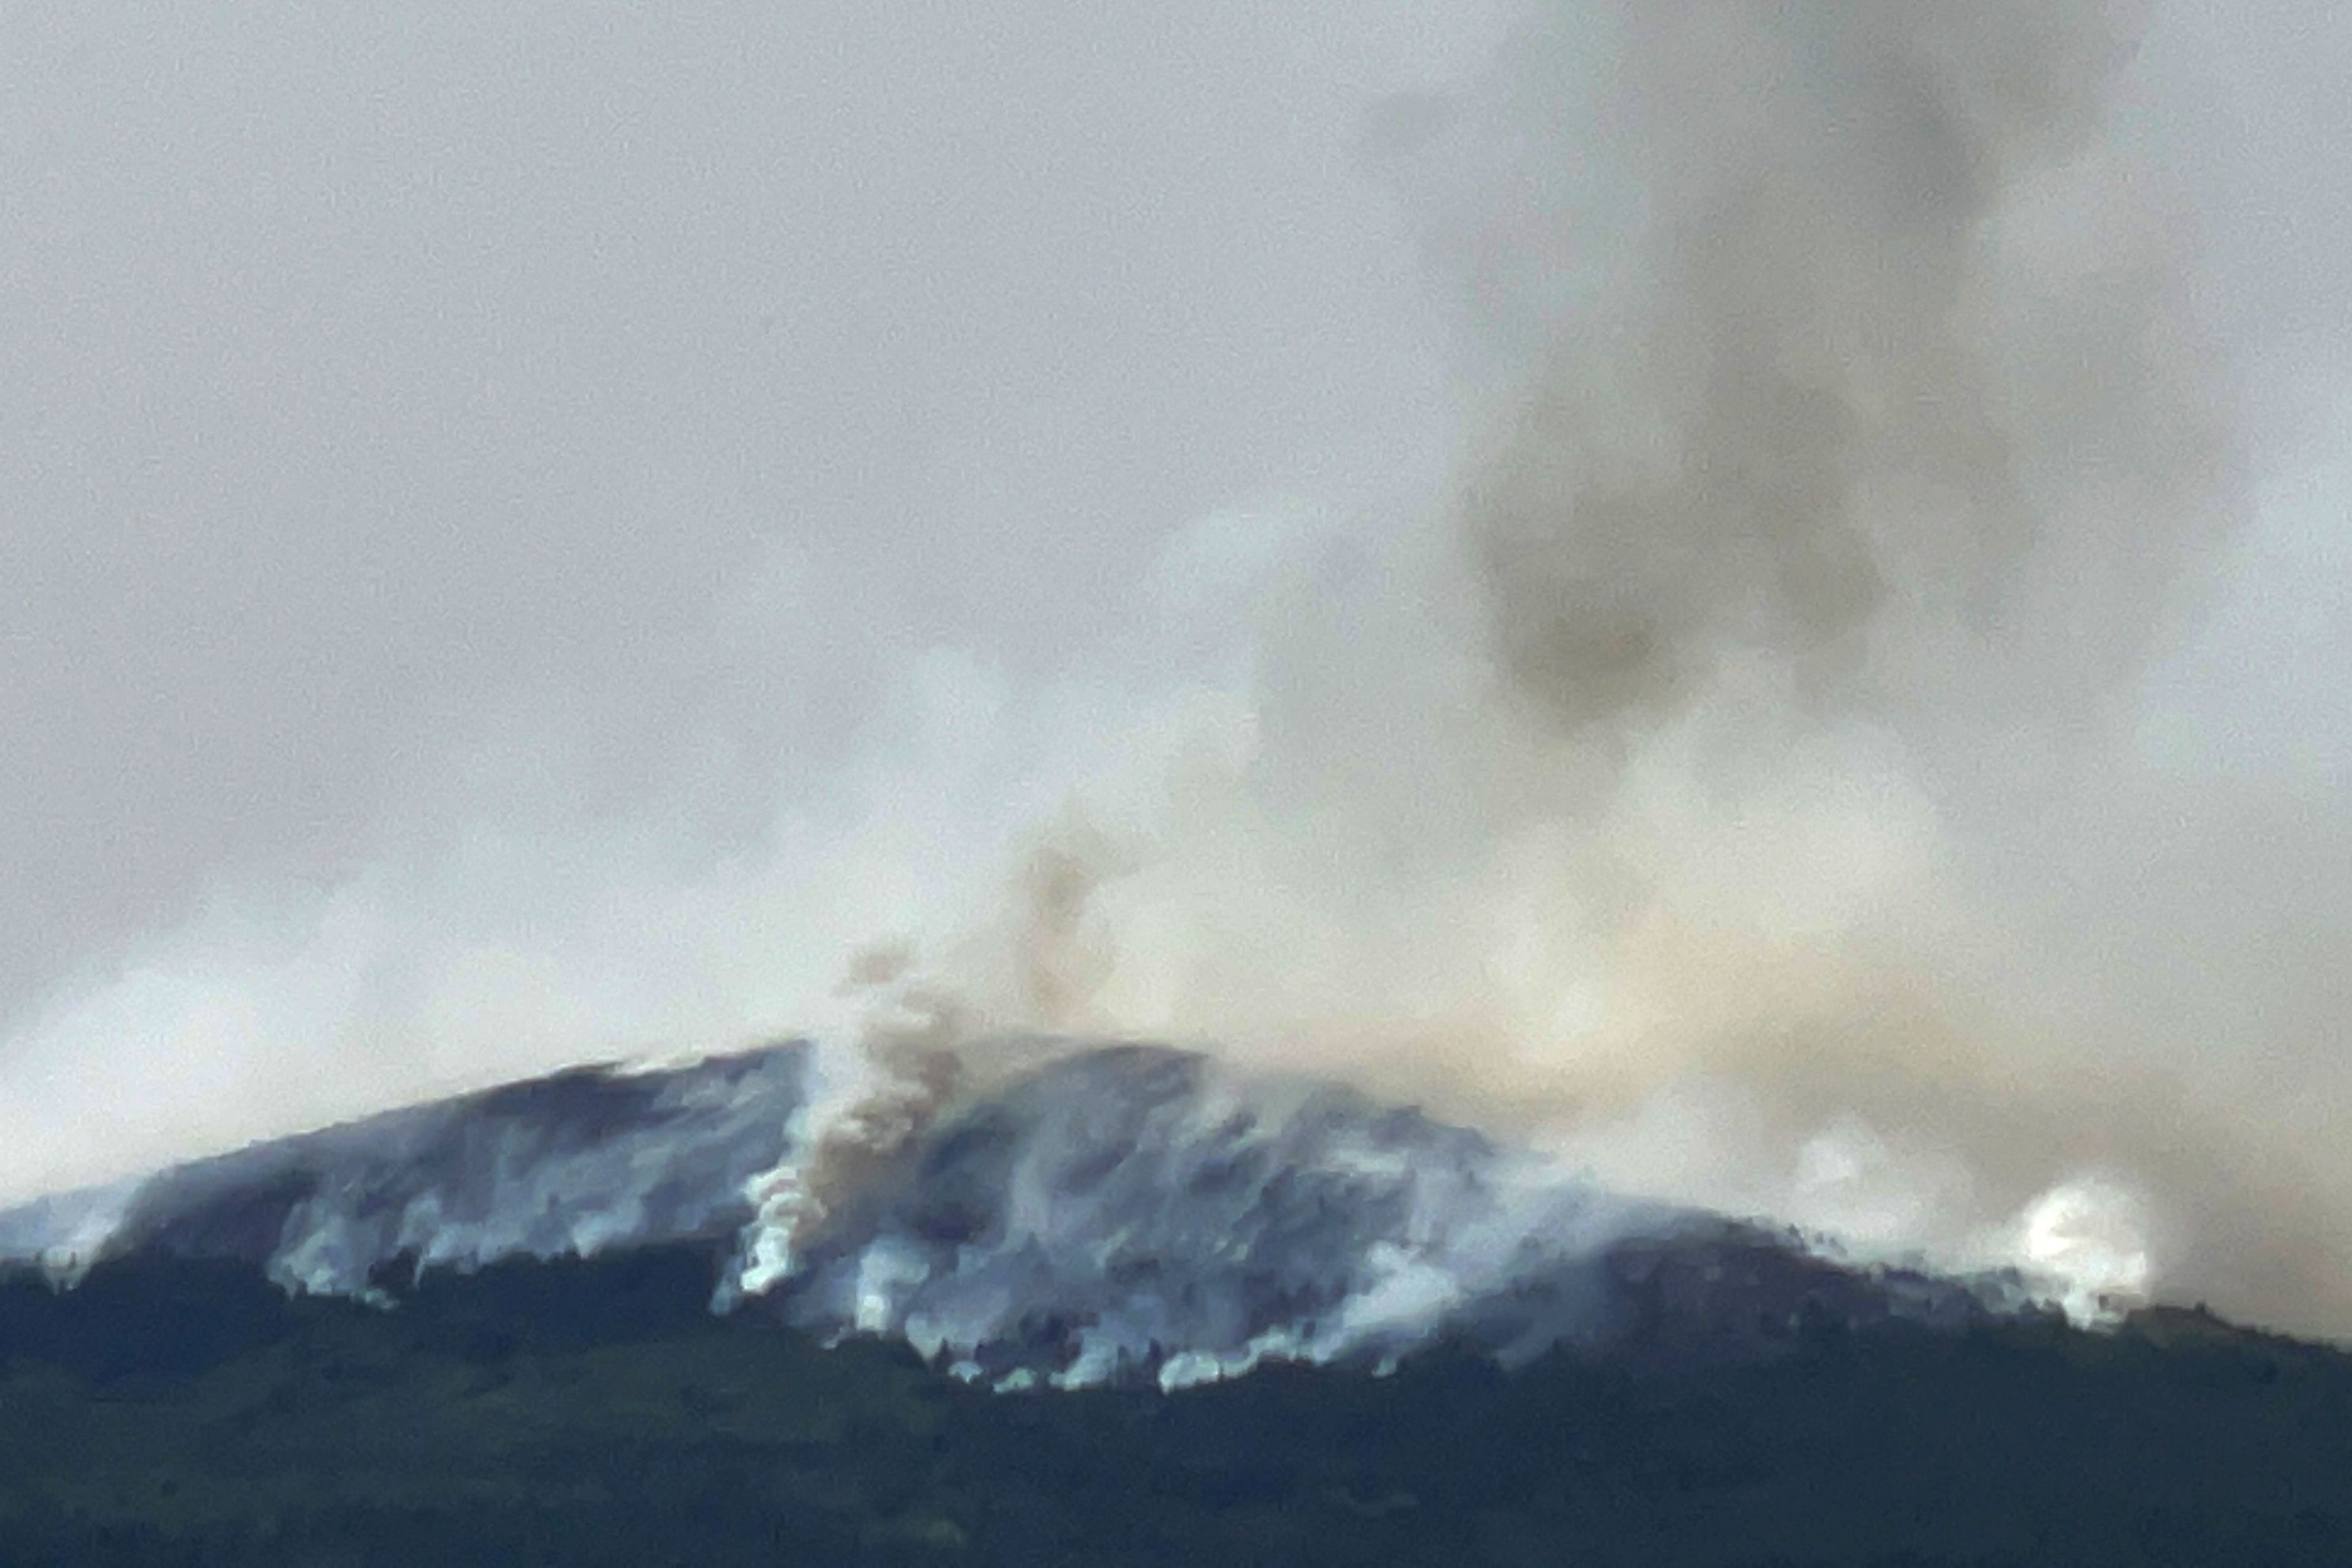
[6, 2, 2352, 1340]
[927, 0, 2352, 1336]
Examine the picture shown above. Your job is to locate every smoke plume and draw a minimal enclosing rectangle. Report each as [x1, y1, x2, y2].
[6, 2, 2351, 1341]
[906, 1, 2352, 1336]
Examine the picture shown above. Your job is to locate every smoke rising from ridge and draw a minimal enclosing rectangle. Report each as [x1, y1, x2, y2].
[5, 2, 2352, 1339]
[915, 0, 2350, 1335]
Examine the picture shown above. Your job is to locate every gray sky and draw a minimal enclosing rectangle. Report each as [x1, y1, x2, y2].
[0, 0, 1490, 1022]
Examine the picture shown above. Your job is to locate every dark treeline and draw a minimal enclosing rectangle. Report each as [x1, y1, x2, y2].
[1, 1247, 2348, 1565]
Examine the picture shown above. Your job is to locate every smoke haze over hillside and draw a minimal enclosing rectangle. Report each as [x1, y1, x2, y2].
[6, 2, 2352, 1338]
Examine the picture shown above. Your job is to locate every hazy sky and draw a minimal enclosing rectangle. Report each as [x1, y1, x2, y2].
[0, 0, 1528, 1163]
[1, 1, 1490, 1018]
[6, 3, 2352, 1333]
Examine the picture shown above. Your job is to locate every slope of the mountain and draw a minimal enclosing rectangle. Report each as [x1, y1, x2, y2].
[0, 1041, 2028, 1388]
[0, 1042, 813, 1292]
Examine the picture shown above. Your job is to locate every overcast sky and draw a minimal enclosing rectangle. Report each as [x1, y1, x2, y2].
[0, 2, 1497, 1018]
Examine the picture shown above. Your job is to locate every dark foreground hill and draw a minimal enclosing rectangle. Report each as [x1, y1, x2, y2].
[1, 1243, 2348, 1566]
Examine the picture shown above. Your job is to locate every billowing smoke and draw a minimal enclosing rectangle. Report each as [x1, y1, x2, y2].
[894, 0, 2352, 1336]
[1463, 5, 2221, 745]
[6, 1, 2352, 1343]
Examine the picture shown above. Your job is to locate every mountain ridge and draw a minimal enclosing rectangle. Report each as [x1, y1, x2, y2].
[2, 1040, 2053, 1388]
[2, 1044, 2348, 1562]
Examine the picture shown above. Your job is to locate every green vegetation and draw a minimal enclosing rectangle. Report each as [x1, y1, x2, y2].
[1, 1248, 2347, 1564]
